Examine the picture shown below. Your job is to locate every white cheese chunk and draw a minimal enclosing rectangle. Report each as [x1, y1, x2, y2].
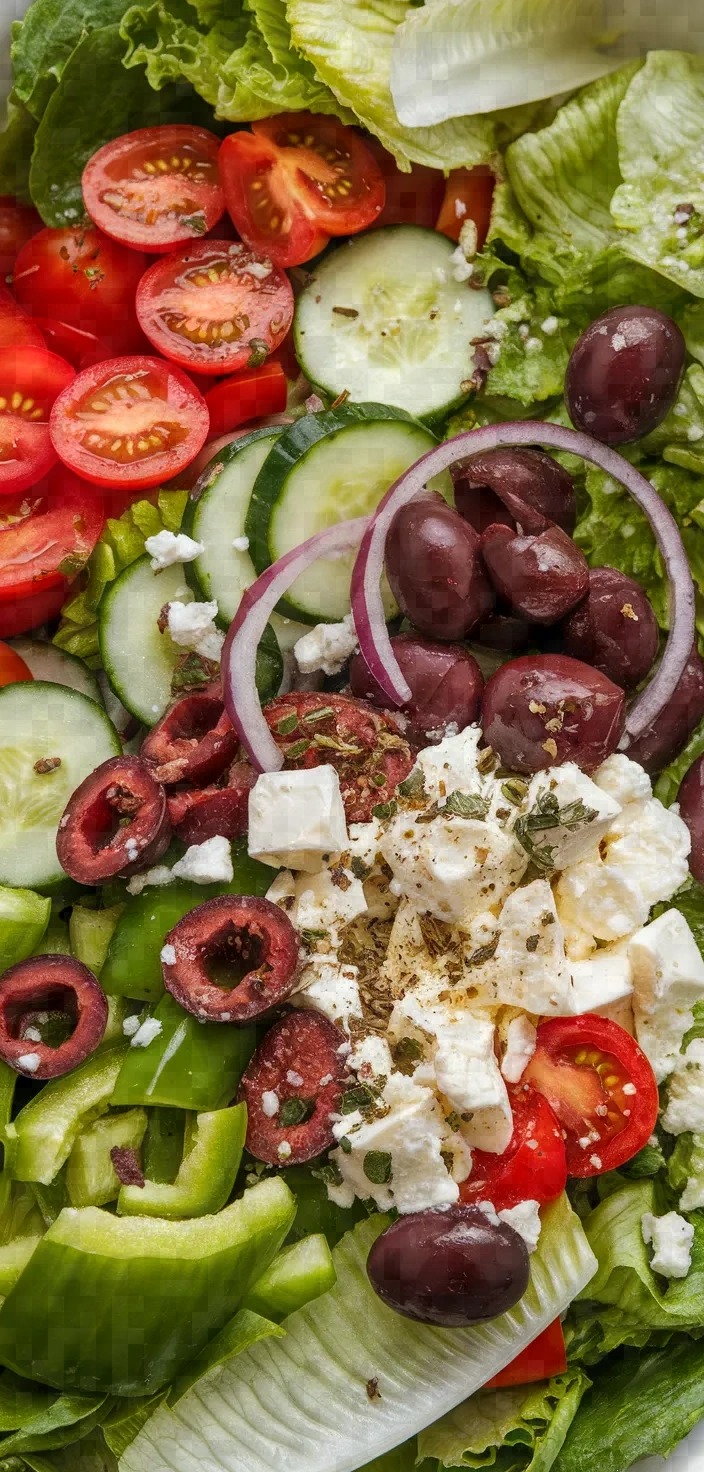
[126, 864, 174, 896]
[641, 1210, 693, 1278]
[248, 766, 348, 871]
[293, 615, 358, 676]
[171, 835, 233, 885]
[380, 810, 526, 927]
[166, 599, 224, 661]
[523, 763, 621, 869]
[327, 1071, 462, 1214]
[293, 960, 363, 1029]
[350, 1034, 394, 1080]
[662, 1040, 704, 1134]
[498, 1199, 542, 1254]
[130, 1018, 163, 1049]
[416, 726, 488, 803]
[488, 879, 572, 1015]
[267, 864, 367, 944]
[593, 753, 652, 806]
[145, 530, 204, 569]
[501, 1015, 537, 1083]
[568, 951, 633, 1015]
[629, 910, 704, 1082]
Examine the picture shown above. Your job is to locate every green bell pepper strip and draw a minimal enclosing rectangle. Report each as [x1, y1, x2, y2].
[118, 1103, 245, 1219]
[29, 1170, 69, 1228]
[68, 904, 124, 976]
[0, 1061, 17, 1223]
[101, 844, 273, 1004]
[0, 1186, 46, 1294]
[142, 1108, 185, 1184]
[0, 888, 50, 973]
[112, 995, 256, 1112]
[8, 1044, 127, 1186]
[66, 1108, 147, 1209]
[0, 1175, 296, 1395]
[30, 913, 71, 957]
[242, 1233, 336, 1322]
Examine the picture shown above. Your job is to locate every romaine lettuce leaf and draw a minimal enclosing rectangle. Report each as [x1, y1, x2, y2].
[122, 1195, 596, 1472]
[10, 0, 140, 121]
[642, 364, 704, 476]
[121, 2, 244, 112]
[0, 92, 37, 203]
[579, 1180, 704, 1330]
[417, 1370, 590, 1472]
[667, 1129, 704, 1209]
[611, 51, 704, 299]
[655, 724, 704, 806]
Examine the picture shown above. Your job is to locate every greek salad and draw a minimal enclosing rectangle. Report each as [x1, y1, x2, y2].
[0, 5, 703, 1471]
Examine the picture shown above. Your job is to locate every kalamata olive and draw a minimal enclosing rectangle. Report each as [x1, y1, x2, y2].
[677, 755, 704, 885]
[481, 653, 626, 772]
[141, 691, 237, 785]
[167, 761, 257, 844]
[385, 492, 494, 640]
[349, 632, 483, 745]
[480, 523, 589, 625]
[162, 895, 300, 1022]
[56, 755, 171, 884]
[454, 447, 576, 535]
[366, 1205, 530, 1327]
[626, 643, 704, 774]
[474, 612, 533, 655]
[238, 1011, 350, 1165]
[0, 955, 108, 1079]
[565, 306, 685, 445]
[561, 566, 659, 689]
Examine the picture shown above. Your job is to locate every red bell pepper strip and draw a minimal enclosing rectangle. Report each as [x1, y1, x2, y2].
[485, 1318, 567, 1389]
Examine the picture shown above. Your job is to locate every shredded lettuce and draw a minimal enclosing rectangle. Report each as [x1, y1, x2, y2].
[417, 1371, 591, 1472]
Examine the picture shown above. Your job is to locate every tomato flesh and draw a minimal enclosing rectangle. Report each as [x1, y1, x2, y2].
[136, 239, 294, 376]
[460, 1084, 566, 1211]
[12, 226, 148, 354]
[49, 355, 209, 489]
[82, 125, 225, 253]
[435, 166, 495, 245]
[220, 114, 385, 267]
[485, 1320, 567, 1390]
[0, 345, 75, 496]
[367, 142, 446, 229]
[524, 1015, 659, 1176]
[0, 286, 46, 351]
[0, 468, 104, 604]
[204, 361, 288, 436]
[0, 640, 32, 686]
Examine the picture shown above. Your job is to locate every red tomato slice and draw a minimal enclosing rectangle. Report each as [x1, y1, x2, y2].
[523, 1015, 659, 1177]
[367, 141, 446, 229]
[204, 361, 287, 436]
[0, 345, 75, 496]
[0, 467, 104, 605]
[0, 199, 41, 277]
[49, 354, 209, 490]
[0, 639, 32, 686]
[436, 166, 495, 245]
[12, 226, 148, 355]
[135, 239, 294, 376]
[485, 1320, 567, 1390]
[0, 286, 46, 351]
[35, 318, 114, 371]
[220, 114, 385, 267]
[82, 125, 225, 253]
[460, 1084, 567, 1211]
[0, 580, 68, 638]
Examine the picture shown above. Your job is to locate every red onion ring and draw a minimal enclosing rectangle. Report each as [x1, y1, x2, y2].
[221, 518, 369, 771]
[350, 422, 695, 745]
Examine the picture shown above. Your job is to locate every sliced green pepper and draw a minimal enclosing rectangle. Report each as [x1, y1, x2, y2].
[8, 1044, 127, 1186]
[31, 912, 71, 957]
[242, 1233, 336, 1321]
[118, 1104, 245, 1219]
[0, 1186, 45, 1295]
[0, 887, 50, 973]
[112, 995, 256, 1112]
[142, 1108, 185, 1185]
[66, 1108, 147, 1209]
[101, 844, 272, 1004]
[0, 1175, 296, 1395]
[29, 1170, 69, 1228]
[68, 904, 124, 976]
[0, 1060, 16, 1222]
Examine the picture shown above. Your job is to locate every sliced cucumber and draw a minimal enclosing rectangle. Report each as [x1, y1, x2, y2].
[0, 683, 121, 890]
[8, 640, 102, 704]
[294, 226, 495, 421]
[246, 403, 441, 623]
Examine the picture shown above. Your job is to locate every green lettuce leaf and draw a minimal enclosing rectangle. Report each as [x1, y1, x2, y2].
[167, 1308, 285, 1405]
[355, 1444, 420, 1472]
[0, 1385, 109, 1457]
[642, 364, 704, 475]
[667, 1130, 704, 1209]
[481, 285, 579, 407]
[10, 0, 141, 121]
[611, 51, 704, 300]
[417, 1371, 590, 1472]
[655, 722, 704, 806]
[554, 1338, 704, 1472]
[101, 1392, 170, 1459]
[578, 1179, 704, 1330]
[0, 93, 37, 203]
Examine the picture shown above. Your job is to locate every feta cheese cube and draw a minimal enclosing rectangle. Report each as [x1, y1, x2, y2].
[501, 1015, 537, 1083]
[267, 863, 367, 944]
[166, 599, 224, 661]
[523, 763, 621, 869]
[380, 810, 526, 927]
[629, 911, 704, 1081]
[293, 615, 358, 676]
[144, 530, 205, 569]
[498, 1199, 542, 1253]
[662, 1039, 704, 1134]
[171, 835, 233, 886]
[293, 960, 363, 1028]
[568, 951, 633, 1015]
[388, 992, 512, 1153]
[416, 726, 487, 803]
[327, 1072, 461, 1214]
[130, 1018, 163, 1049]
[488, 879, 572, 1015]
[350, 1034, 394, 1080]
[593, 753, 652, 806]
[641, 1210, 693, 1278]
[248, 766, 348, 871]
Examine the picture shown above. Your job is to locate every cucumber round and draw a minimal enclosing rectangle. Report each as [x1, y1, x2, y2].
[99, 558, 194, 728]
[0, 683, 121, 889]
[8, 639, 102, 704]
[245, 403, 441, 623]
[294, 226, 495, 421]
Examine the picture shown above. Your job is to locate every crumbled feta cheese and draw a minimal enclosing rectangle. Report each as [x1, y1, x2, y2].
[629, 910, 704, 1081]
[294, 960, 363, 1029]
[22, 1028, 41, 1043]
[525, 337, 543, 354]
[130, 1018, 163, 1049]
[145, 530, 205, 570]
[679, 1171, 704, 1213]
[267, 862, 366, 945]
[568, 950, 633, 1015]
[248, 766, 348, 872]
[166, 599, 224, 661]
[486, 879, 572, 1015]
[498, 1199, 542, 1253]
[122, 1014, 142, 1037]
[593, 754, 652, 806]
[523, 763, 621, 869]
[388, 993, 512, 1153]
[501, 1015, 537, 1083]
[327, 1071, 461, 1214]
[286, 1069, 304, 1086]
[125, 838, 139, 863]
[17, 1053, 40, 1073]
[172, 835, 234, 886]
[277, 1140, 292, 1158]
[541, 316, 559, 335]
[160, 944, 177, 966]
[293, 614, 358, 676]
[641, 1210, 693, 1278]
[380, 809, 526, 928]
[662, 1039, 704, 1134]
[261, 1090, 279, 1117]
[126, 865, 174, 896]
[458, 219, 478, 260]
[241, 259, 273, 279]
[350, 1033, 394, 1079]
[232, 535, 250, 551]
[416, 727, 487, 802]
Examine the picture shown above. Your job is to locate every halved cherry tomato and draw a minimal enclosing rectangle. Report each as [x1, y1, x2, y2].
[0, 199, 41, 277]
[12, 226, 148, 354]
[523, 1015, 659, 1177]
[0, 468, 104, 607]
[35, 319, 114, 371]
[204, 360, 287, 436]
[367, 141, 446, 229]
[0, 640, 32, 686]
[0, 581, 69, 638]
[82, 125, 226, 253]
[135, 239, 294, 376]
[49, 354, 209, 490]
[0, 286, 45, 351]
[0, 345, 75, 495]
[485, 1320, 567, 1390]
[460, 1084, 567, 1211]
[435, 166, 495, 245]
[220, 114, 385, 267]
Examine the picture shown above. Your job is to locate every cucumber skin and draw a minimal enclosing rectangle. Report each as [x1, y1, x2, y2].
[245, 402, 428, 623]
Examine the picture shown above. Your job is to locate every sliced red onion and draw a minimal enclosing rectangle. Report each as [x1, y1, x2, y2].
[350, 421, 695, 744]
[221, 518, 369, 771]
[305, 393, 326, 414]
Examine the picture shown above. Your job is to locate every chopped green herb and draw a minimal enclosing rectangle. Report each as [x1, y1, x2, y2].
[392, 1036, 424, 1075]
[284, 739, 311, 759]
[340, 1083, 378, 1115]
[300, 927, 330, 945]
[363, 1150, 392, 1185]
[513, 790, 598, 870]
[276, 713, 298, 735]
[501, 778, 529, 806]
[372, 772, 387, 787]
[444, 789, 490, 819]
[398, 768, 426, 799]
[247, 338, 270, 367]
[339, 1135, 352, 1154]
[301, 706, 335, 723]
[312, 1160, 343, 1187]
[372, 799, 398, 821]
[350, 855, 371, 880]
[279, 1097, 315, 1127]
